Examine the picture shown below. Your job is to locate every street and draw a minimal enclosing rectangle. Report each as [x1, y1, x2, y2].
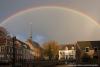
[56, 64, 73, 67]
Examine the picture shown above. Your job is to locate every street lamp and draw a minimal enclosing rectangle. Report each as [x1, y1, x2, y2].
[12, 36, 16, 67]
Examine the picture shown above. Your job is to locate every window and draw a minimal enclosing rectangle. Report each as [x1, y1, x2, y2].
[0, 46, 1, 53]
[94, 47, 98, 52]
[60, 52, 62, 55]
[65, 47, 68, 50]
[71, 46, 75, 50]
[1, 46, 4, 53]
[85, 47, 89, 52]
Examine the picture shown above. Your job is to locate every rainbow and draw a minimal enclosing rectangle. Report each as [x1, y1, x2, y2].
[0, 6, 99, 27]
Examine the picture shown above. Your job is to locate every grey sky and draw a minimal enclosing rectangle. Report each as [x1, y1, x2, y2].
[0, 0, 100, 44]
[0, 0, 100, 23]
[1, 7, 100, 44]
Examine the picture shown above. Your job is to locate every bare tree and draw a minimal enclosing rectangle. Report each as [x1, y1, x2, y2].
[42, 40, 59, 60]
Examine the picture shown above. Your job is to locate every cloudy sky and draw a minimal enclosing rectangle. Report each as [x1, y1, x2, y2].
[0, 0, 100, 44]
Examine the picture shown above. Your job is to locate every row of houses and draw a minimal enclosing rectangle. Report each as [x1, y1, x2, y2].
[0, 27, 42, 66]
[0, 26, 100, 66]
[58, 41, 100, 65]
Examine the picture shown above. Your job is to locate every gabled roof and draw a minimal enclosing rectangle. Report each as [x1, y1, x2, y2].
[16, 39, 30, 49]
[90, 41, 100, 50]
[77, 41, 100, 50]
[77, 41, 92, 50]
[59, 44, 75, 50]
[26, 39, 41, 49]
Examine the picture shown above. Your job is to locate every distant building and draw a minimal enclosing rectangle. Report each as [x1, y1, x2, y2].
[15, 39, 34, 61]
[0, 27, 35, 66]
[0, 38, 35, 63]
[0, 26, 12, 62]
[25, 23, 42, 60]
[59, 44, 76, 61]
[26, 39, 42, 60]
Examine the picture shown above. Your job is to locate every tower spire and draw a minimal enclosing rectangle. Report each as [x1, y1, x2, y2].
[29, 22, 32, 40]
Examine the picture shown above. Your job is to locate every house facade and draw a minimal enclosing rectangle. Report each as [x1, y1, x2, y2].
[58, 44, 76, 61]
[0, 27, 36, 66]
[76, 41, 100, 65]
[26, 39, 42, 60]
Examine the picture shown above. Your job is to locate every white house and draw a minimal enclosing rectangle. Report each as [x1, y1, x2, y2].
[59, 45, 76, 60]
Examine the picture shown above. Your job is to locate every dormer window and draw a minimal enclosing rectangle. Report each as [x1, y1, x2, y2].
[71, 46, 75, 50]
[85, 47, 89, 52]
[94, 47, 98, 52]
[65, 47, 68, 50]
[60, 52, 62, 55]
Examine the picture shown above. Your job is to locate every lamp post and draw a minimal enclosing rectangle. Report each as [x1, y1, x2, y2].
[12, 36, 16, 67]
